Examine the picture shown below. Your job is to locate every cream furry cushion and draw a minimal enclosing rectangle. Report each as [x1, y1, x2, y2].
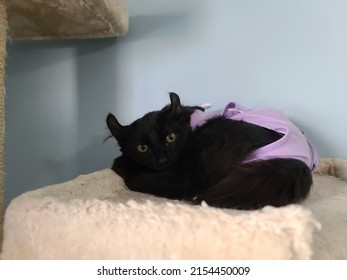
[1, 158, 347, 260]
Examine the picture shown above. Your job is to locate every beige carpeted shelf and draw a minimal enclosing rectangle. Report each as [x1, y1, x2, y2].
[6, 0, 129, 40]
[2, 158, 347, 259]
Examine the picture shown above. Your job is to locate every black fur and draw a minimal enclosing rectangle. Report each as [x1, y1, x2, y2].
[106, 92, 312, 210]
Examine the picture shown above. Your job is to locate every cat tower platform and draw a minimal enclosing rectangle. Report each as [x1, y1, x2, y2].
[1, 158, 347, 260]
[6, 0, 129, 40]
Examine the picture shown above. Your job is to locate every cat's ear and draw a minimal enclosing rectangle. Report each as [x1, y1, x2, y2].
[106, 113, 126, 142]
[169, 92, 182, 114]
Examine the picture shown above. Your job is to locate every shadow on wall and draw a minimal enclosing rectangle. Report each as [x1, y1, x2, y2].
[4, 38, 123, 206]
[126, 14, 195, 41]
[46, 38, 124, 179]
[5, 40, 75, 75]
[42, 134, 118, 180]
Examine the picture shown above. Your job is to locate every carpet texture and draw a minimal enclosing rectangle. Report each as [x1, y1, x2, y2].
[1, 158, 346, 259]
[6, 0, 129, 39]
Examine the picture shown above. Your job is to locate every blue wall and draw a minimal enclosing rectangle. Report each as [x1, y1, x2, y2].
[5, 0, 347, 205]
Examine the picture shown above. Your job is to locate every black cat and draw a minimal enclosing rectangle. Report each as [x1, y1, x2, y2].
[106, 92, 315, 210]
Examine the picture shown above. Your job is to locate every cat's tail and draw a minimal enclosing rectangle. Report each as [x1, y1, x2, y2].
[198, 158, 312, 210]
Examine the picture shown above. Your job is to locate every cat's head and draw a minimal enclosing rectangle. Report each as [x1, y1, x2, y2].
[106, 92, 202, 172]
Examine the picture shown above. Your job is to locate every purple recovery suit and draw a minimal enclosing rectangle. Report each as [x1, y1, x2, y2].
[190, 101, 318, 171]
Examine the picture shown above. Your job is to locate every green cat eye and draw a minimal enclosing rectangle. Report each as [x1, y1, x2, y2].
[165, 133, 177, 143]
[136, 144, 149, 153]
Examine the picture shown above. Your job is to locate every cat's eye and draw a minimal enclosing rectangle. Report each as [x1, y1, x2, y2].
[136, 144, 149, 153]
[165, 133, 177, 143]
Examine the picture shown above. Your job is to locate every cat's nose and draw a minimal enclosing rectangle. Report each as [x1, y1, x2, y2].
[158, 156, 169, 165]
